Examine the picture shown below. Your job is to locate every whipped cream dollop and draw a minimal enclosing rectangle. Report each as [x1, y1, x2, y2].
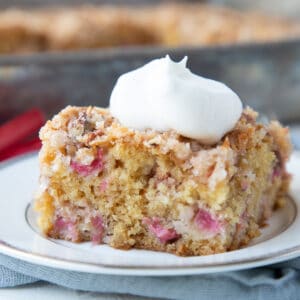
[109, 55, 242, 144]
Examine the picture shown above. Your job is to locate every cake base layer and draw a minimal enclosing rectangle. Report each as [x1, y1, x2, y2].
[35, 106, 291, 256]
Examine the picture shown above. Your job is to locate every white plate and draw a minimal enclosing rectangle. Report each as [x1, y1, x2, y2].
[0, 152, 299, 276]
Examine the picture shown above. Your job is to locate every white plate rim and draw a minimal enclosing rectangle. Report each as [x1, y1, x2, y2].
[0, 151, 299, 276]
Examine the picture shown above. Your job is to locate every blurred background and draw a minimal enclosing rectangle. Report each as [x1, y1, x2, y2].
[0, 0, 300, 159]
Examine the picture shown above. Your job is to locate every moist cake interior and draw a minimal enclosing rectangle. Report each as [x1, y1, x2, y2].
[34, 106, 291, 256]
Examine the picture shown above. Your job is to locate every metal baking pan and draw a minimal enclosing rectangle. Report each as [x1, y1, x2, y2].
[0, 1, 299, 124]
[0, 41, 300, 123]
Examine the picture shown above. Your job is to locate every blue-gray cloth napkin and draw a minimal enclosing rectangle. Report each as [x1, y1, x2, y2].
[0, 253, 300, 300]
[0, 127, 299, 300]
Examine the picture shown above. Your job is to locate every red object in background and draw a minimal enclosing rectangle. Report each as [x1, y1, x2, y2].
[0, 138, 41, 161]
[0, 108, 45, 162]
[0, 108, 45, 153]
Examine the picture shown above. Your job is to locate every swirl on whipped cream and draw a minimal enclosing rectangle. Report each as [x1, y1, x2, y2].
[109, 55, 242, 145]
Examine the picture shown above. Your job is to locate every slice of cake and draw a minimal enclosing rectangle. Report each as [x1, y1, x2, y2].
[34, 57, 291, 256]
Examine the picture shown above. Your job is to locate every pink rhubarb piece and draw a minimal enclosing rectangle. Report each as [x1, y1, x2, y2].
[54, 217, 79, 242]
[194, 208, 221, 234]
[71, 148, 104, 176]
[143, 217, 181, 243]
[272, 166, 281, 182]
[91, 215, 104, 244]
[99, 180, 108, 192]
